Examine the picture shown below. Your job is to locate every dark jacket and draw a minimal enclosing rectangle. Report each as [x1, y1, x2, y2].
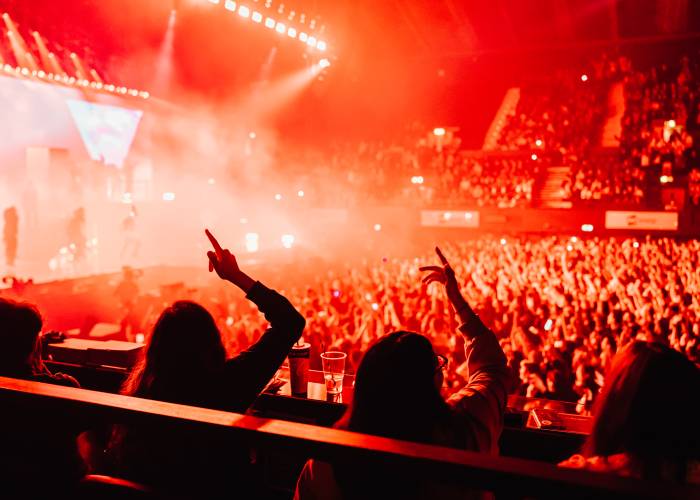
[110, 282, 305, 498]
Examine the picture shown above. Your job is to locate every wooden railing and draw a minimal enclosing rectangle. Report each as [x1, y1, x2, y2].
[0, 376, 697, 499]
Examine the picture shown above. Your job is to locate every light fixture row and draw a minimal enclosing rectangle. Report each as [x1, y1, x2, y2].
[1, 63, 150, 99]
[207, 0, 328, 52]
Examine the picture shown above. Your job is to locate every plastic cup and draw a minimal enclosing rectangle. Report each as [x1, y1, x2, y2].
[288, 343, 311, 396]
[321, 351, 347, 395]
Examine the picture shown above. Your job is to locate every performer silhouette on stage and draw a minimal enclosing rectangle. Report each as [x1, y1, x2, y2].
[67, 207, 86, 263]
[3, 207, 18, 269]
[115, 266, 142, 342]
[121, 204, 140, 262]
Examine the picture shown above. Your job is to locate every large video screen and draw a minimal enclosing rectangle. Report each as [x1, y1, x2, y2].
[0, 75, 144, 169]
[67, 100, 143, 167]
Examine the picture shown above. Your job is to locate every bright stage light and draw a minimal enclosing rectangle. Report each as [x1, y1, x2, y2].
[298, 32, 308, 42]
[297, 190, 304, 197]
[433, 127, 445, 136]
[667, 119, 676, 129]
[531, 153, 538, 160]
[224, 0, 236, 12]
[287, 27, 297, 38]
[500, 238, 507, 245]
[265, 17, 276, 28]
[281, 234, 295, 249]
[443, 212, 451, 220]
[275, 22, 286, 33]
[252, 11, 263, 22]
[535, 139, 543, 147]
[249, 131, 256, 139]
[208, 0, 220, 4]
[307, 36, 317, 47]
[238, 5, 250, 17]
[465, 212, 473, 219]
[162, 192, 175, 201]
[317, 40, 327, 51]
[581, 224, 594, 232]
[633, 241, 639, 248]
[319, 58, 330, 69]
[580, 74, 588, 82]
[410, 175, 424, 185]
[274, 193, 282, 201]
[373, 224, 381, 232]
[245, 233, 259, 253]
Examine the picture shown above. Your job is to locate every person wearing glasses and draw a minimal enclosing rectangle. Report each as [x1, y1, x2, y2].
[295, 247, 512, 500]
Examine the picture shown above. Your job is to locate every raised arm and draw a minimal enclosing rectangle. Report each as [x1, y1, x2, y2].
[206, 229, 305, 411]
[421, 247, 512, 453]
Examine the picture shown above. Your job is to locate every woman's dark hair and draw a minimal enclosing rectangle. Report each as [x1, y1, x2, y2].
[584, 341, 700, 482]
[122, 300, 226, 406]
[0, 298, 46, 376]
[336, 330, 450, 443]
[332, 331, 451, 499]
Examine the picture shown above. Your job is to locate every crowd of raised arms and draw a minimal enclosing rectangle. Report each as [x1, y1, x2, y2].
[264, 52, 700, 210]
[116, 235, 694, 412]
[1, 230, 699, 497]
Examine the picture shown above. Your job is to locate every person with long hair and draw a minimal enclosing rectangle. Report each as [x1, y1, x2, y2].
[560, 341, 700, 483]
[0, 298, 84, 495]
[294, 247, 511, 499]
[108, 229, 305, 497]
[0, 298, 78, 386]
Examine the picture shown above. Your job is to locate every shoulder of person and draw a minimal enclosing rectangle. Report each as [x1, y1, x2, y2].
[296, 459, 342, 500]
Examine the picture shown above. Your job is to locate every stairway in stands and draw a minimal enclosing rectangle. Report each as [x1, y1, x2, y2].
[534, 165, 572, 209]
[601, 82, 625, 148]
[482, 87, 521, 150]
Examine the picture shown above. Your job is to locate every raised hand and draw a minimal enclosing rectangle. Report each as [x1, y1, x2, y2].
[206, 229, 254, 292]
[420, 246, 466, 310]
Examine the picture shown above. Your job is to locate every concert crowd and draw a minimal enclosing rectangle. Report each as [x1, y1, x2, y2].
[151, 235, 699, 414]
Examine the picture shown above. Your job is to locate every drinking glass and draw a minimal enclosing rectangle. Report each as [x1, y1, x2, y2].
[320, 351, 347, 395]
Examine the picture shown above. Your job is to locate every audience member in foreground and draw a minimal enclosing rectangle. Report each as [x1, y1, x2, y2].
[108, 229, 305, 497]
[0, 298, 79, 386]
[560, 342, 700, 483]
[0, 298, 84, 496]
[295, 247, 511, 500]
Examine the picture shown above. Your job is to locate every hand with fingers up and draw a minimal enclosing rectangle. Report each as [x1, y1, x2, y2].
[420, 247, 468, 310]
[206, 229, 255, 293]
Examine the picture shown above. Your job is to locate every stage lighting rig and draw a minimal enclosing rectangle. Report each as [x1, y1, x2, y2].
[203, 0, 330, 55]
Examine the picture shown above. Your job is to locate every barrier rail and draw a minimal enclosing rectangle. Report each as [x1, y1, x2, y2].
[0, 377, 697, 499]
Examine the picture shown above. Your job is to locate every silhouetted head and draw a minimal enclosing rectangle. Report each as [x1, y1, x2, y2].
[125, 301, 226, 406]
[585, 341, 700, 481]
[339, 331, 448, 444]
[0, 298, 43, 375]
